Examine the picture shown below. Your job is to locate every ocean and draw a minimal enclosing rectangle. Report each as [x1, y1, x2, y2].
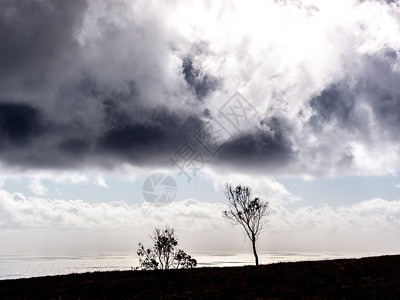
[0, 251, 384, 280]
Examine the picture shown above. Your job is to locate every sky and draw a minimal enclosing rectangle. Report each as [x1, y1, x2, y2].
[1, 0, 400, 256]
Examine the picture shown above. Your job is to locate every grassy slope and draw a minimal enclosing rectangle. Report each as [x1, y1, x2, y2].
[0, 255, 399, 299]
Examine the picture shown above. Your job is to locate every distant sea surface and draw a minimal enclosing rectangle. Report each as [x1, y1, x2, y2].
[0, 251, 387, 280]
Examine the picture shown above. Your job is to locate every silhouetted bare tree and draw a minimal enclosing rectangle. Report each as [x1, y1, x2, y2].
[223, 184, 268, 266]
[137, 226, 197, 270]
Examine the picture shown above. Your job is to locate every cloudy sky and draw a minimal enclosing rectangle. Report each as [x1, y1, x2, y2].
[1, 0, 400, 256]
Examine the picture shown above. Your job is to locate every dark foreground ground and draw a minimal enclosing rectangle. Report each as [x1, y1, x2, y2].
[0, 255, 399, 299]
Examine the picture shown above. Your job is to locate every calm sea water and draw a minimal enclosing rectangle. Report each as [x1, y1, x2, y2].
[0, 251, 384, 280]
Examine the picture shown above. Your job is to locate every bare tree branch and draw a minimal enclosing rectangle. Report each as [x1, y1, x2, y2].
[222, 184, 269, 266]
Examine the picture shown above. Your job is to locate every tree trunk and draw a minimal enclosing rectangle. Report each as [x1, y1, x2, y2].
[251, 236, 259, 266]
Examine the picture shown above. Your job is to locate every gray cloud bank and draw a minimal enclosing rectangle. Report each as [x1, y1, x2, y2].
[1, 0, 400, 176]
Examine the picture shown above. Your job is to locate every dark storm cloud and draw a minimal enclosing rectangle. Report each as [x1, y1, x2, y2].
[1, 0, 400, 176]
[308, 51, 400, 140]
[298, 49, 400, 175]
[0, 0, 294, 172]
[0, 0, 86, 82]
[359, 52, 400, 136]
[0, 103, 43, 145]
[58, 138, 91, 157]
[182, 57, 220, 100]
[308, 84, 356, 132]
[0, 105, 206, 169]
[219, 116, 294, 169]
[0, 0, 196, 169]
[98, 109, 204, 165]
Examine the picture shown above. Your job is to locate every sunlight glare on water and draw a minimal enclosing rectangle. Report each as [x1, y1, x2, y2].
[0, 251, 386, 280]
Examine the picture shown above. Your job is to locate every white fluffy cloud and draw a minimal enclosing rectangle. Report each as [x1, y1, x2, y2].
[204, 169, 301, 204]
[0, 189, 226, 230]
[94, 175, 108, 187]
[269, 198, 400, 232]
[1, 188, 399, 238]
[28, 179, 48, 196]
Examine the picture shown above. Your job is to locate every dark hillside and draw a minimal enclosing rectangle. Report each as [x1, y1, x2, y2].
[0, 255, 399, 299]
